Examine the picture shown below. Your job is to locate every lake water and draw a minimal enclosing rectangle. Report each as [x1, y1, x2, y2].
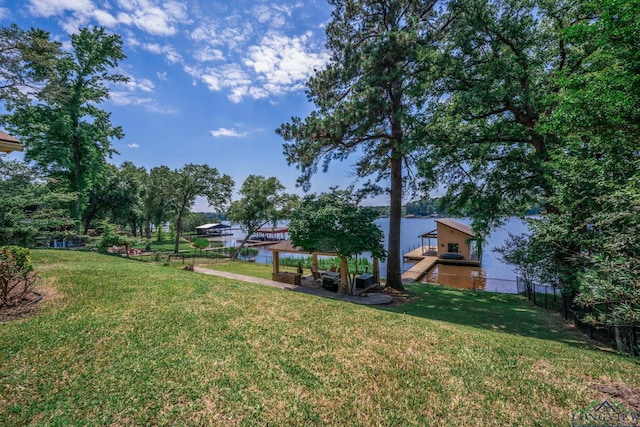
[212, 217, 530, 293]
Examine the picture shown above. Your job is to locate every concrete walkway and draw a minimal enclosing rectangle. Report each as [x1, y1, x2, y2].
[192, 266, 393, 305]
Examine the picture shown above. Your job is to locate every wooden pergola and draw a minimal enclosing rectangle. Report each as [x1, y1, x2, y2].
[268, 240, 380, 288]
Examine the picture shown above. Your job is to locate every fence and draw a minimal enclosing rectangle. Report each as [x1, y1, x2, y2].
[515, 277, 640, 355]
[515, 277, 563, 311]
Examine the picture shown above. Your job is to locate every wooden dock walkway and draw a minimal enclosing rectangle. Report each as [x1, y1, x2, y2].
[403, 246, 437, 261]
[401, 256, 438, 282]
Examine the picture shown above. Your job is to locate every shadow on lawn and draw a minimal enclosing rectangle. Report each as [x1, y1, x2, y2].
[379, 284, 592, 346]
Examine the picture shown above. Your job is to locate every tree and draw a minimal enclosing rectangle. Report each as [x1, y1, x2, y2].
[493, 0, 640, 354]
[169, 164, 233, 254]
[141, 166, 174, 244]
[5, 27, 128, 230]
[537, 0, 640, 354]
[227, 175, 299, 259]
[289, 188, 386, 294]
[418, 0, 596, 232]
[0, 158, 75, 246]
[278, 0, 439, 290]
[0, 24, 61, 106]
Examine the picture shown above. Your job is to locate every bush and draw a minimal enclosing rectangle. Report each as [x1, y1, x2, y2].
[0, 246, 38, 307]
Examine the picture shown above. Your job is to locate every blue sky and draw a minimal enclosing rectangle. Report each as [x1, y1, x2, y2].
[1, 0, 386, 210]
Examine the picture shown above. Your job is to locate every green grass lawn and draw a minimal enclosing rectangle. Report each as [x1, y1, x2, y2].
[1, 250, 638, 426]
[198, 259, 277, 280]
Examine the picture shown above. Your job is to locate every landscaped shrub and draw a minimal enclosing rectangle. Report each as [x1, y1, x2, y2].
[0, 246, 38, 308]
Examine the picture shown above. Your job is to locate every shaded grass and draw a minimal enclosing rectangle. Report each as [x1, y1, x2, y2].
[1, 250, 639, 426]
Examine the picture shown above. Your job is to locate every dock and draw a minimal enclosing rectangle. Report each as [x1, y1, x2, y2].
[243, 240, 279, 247]
[402, 256, 438, 282]
[401, 245, 481, 283]
[403, 246, 437, 261]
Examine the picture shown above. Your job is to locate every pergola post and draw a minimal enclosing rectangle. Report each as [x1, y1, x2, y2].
[373, 258, 380, 284]
[339, 256, 349, 294]
[273, 251, 279, 274]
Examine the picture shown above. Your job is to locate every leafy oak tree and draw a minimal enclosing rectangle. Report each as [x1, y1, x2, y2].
[289, 188, 386, 294]
[278, 0, 440, 290]
[228, 175, 299, 259]
[143, 166, 175, 243]
[418, 0, 596, 232]
[5, 27, 128, 230]
[169, 164, 233, 254]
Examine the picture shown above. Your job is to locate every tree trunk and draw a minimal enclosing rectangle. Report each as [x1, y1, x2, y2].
[144, 219, 151, 251]
[174, 207, 185, 254]
[386, 145, 404, 291]
[233, 234, 252, 260]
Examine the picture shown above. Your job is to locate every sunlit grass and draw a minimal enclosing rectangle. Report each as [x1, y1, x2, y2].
[1, 250, 638, 426]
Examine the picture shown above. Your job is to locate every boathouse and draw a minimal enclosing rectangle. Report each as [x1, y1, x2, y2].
[195, 223, 231, 236]
[427, 218, 476, 260]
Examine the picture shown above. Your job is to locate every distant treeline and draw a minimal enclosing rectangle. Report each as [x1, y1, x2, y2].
[364, 198, 446, 217]
[364, 198, 541, 218]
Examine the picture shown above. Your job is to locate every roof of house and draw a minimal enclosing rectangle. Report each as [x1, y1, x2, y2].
[255, 226, 289, 234]
[195, 223, 230, 230]
[0, 130, 23, 153]
[268, 240, 336, 256]
[435, 218, 475, 237]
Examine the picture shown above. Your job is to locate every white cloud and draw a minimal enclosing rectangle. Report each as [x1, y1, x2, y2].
[128, 143, 140, 148]
[210, 128, 247, 138]
[193, 47, 224, 62]
[157, 71, 167, 80]
[142, 43, 183, 64]
[243, 31, 329, 97]
[123, 0, 188, 36]
[29, 0, 189, 37]
[28, 0, 93, 17]
[93, 9, 118, 27]
[0, 7, 11, 19]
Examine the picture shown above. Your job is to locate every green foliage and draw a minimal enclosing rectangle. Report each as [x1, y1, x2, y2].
[0, 245, 36, 307]
[228, 175, 299, 258]
[0, 246, 33, 274]
[0, 24, 61, 106]
[0, 158, 76, 246]
[168, 164, 234, 254]
[290, 188, 386, 261]
[191, 238, 209, 255]
[290, 188, 386, 293]
[279, 255, 373, 275]
[97, 222, 140, 255]
[403, 198, 445, 217]
[5, 26, 128, 227]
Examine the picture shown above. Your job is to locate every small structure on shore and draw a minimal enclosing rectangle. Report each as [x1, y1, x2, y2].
[268, 240, 380, 291]
[403, 218, 480, 283]
[195, 223, 231, 236]
[0, 130, 23, 153]
[250, 226, 289, 242]
[419, 218, 477, 261]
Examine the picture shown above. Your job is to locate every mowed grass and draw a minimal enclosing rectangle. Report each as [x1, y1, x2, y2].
[0, 251, 638, 426]
[198, 259, 282, 280]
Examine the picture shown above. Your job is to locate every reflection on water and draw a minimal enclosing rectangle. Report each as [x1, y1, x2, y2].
[424, 264, 486, 291]
[421, 263, 517, 293]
